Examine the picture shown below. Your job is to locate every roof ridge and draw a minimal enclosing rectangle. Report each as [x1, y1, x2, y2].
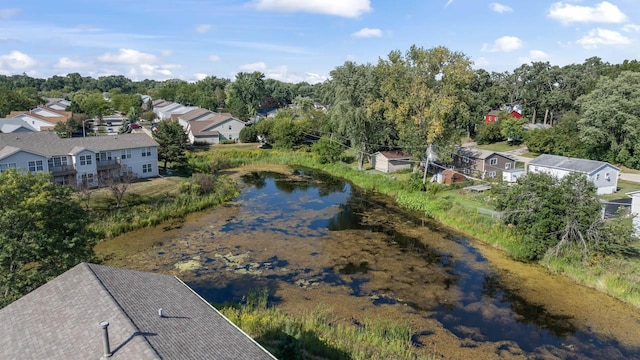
[85, 263, 161, 358]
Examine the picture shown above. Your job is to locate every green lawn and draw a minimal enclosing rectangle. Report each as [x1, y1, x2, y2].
[476, 141, 523, 152]
[600, 179, 640, 200]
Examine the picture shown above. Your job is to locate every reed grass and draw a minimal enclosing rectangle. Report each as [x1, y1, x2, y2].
[220, 289, 433, 360]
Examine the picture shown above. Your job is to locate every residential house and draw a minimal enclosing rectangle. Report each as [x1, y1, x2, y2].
[502, 168, 526, 183]
[371, 151, 412, 173]
[528, 154, 620, 195]
[153, 101, 196, 120]
[484, 109, 523, 123]
[8, 106, 72, 131]
[173, 108, 214, 125]
[0, 132, 159, 187]
[0, 118, 37, 133]
[183, 113, 246, 144]
[45, 98, 71, 111]
[451, 147, 517, 180]
[0, 263, 276, 360]
[627, 191, 640, 236]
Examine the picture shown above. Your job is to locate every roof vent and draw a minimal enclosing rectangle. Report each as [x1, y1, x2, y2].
[100, 321, 112, 358]
[158, 308, 164, 318]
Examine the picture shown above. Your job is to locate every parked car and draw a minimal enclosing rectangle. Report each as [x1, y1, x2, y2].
[128, 123, 142, 129]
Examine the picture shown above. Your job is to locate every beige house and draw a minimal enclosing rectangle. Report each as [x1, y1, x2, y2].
[371, 151, 412, 173]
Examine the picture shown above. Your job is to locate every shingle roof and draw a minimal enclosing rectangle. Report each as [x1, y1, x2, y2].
[0, 263, 275, 360]
[0, 132, 159, 157]
[529, 154, 619, 174]
[377, 151, 410, 160]
[456, 147, 513, 161]
[174, 108, 212, 122]
[0, 118, 37, 133]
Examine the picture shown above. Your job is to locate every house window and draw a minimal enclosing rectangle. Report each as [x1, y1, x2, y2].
[28, 160, 44, 173]
[596, 174, 600, 180]
[463, 156, 469, 163]
[97, 152, 112, 162]
[48, 156, 68, 168]
[605, 172, 610, 180]
[228, 125, 232, 130]
[143, 163, 152, 173]
[121, 149, 132, 159]
[489, 158, 498, 166]
[81, 173, 95, 185]
[463, 168, 470, 175]
[0, 163, 17, 172]
[79, 155, 92, 166]
[142, 147, 152, 157]
[505, 163, 512, 170]
[488, 171, 497, 178]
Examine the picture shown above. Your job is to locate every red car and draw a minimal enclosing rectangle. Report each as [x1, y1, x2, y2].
[128, 123, 142, 129]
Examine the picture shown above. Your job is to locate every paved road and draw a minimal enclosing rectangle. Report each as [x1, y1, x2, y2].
[620, 173, 640, 184]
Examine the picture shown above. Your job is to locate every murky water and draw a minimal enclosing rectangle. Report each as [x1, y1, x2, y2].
[96, 168, 640, 359]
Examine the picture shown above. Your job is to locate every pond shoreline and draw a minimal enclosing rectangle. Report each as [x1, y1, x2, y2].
[95, 164, 640, 359]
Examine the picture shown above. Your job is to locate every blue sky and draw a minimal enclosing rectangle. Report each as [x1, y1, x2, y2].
[0, 0, 639, 83]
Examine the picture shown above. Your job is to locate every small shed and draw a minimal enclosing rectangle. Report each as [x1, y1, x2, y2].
[503, 168, 525, 183]
[440, 169, 467, 184]
[371, 151, 412, 173]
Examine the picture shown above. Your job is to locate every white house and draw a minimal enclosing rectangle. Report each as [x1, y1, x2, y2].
[528, 154, 620, 195]
[0, 118, 37, 133]
[627, 191, 640, 237]
[184, 113, 246, 144]
[0, 132, 159, 187]
[502, 168, 525, 183]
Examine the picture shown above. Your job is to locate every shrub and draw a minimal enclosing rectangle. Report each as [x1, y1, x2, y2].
[239, 125, 258, 143]
[311, 136, 344, 164]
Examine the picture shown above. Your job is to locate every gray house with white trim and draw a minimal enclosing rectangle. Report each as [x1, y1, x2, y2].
[528, 154, 620, 195]
[0, 132, 159, 187]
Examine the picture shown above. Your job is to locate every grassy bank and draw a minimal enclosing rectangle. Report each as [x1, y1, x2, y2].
[89, 175, 239, 238]
[191, 145, 640, 308]
[219, 289, 433, 360]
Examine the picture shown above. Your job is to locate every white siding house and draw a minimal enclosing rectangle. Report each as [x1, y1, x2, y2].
[0, 132, 159, 187]
[628, 191, 640, 237]
[187, 116, 246, 144]
[528, 154, 619, 195]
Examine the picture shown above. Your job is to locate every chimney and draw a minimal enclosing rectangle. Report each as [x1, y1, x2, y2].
[100, 321, 112, 358]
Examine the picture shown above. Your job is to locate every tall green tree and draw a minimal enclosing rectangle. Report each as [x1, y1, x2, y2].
[374, 45, 474, 160]
[225, 72, 267, 121]
[0, 170, 98, 307]
[494, 172, 605, 261]
[577, 71, 640, 168]
[153, 121, 188, 172]
[329, 62, 390, 170]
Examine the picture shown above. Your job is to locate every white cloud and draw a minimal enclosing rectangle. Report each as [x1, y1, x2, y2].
[518, 50, 550, 64]
[481, 36, 522, 52]
[98, 48, 158, 64]
[238, 61, 327, 84]
[529, 50, 549, 60]
[0, 8, 20, 19]
[129, 64, 173, 80]
[208, 55, 221, 61]
[194, 73, 209, 81]
[489, 3, 512, 14]
[548, 1, 628, 25]
[250, 0, 371, 18]
[445, 0, 454, 8]
[160, 49, 173, 56]
[623, 24, 640, 32]
[577, 28, 631, 48]
[0, 50, 37, 70]
[239, 62, 268, 72]
[351, 28, 382, 38]
[55, 57, 90, 69]
[196, 24, 212, 33]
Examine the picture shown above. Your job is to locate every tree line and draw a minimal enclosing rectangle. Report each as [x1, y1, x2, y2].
[2, 48, 640, 167]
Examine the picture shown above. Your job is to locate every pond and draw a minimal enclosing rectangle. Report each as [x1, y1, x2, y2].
[97, 168, 640, 359]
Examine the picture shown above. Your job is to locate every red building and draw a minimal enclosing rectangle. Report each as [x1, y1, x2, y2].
[484, 110, 523, 123]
